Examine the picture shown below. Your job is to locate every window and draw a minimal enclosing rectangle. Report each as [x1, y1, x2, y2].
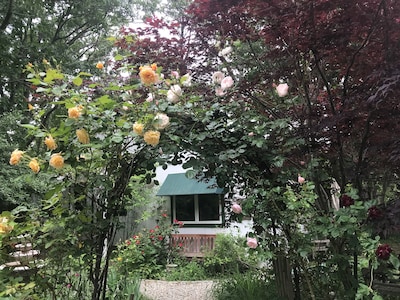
[172, 194, 222, 224]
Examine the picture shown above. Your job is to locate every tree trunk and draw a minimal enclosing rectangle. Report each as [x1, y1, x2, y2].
[273, 255, 295, 300]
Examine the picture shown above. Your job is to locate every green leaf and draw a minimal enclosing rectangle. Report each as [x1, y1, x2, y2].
[111, 135, 123, 143]
[389, 253, 400, 269]
[43, 68, 64, 83]
[27, 78, 44, 85]
[114, 54, 124, 61]
[42, 196, 60, 210]
[52, 86, 63, 96]
[73, 76, 83, 86]
[20, 124, 37, 130]
[89, 83, 100, 88]
[44, 184, 63, 200]
[96, 95, 116, 109]
[78, 71, 93, 77]
[36, 87, 50, 93]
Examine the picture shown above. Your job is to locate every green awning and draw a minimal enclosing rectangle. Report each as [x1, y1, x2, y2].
[156, 173, 224, 196]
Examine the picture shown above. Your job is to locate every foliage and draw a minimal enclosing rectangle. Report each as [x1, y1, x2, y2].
[4, 0, 400, 299]
[203, 234, 259, 276]
[0, 0, 134, 114]
[212, 271, 281, 300]
[6, 57, 185, 299]
[0, 112, 51, 211]
[161, 260, 208, 281]
[186, 0, 400, 197]
[112, 214, 183, 279]
[21, 255, 147, 300]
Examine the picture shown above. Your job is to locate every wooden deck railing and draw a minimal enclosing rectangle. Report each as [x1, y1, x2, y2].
[171, 234, 216, 258]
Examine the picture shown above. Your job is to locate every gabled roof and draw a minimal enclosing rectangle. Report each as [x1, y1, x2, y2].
[156, 173, 224, 196]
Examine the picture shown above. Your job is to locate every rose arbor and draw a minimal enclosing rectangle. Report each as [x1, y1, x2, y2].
[8, 62, 186, 299]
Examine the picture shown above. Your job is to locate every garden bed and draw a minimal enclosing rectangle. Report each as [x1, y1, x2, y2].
[140, 280, 215, 300]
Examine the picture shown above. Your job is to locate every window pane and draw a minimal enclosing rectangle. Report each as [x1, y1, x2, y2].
[198, 194, 220, 221]
[175, 195, 195, 221]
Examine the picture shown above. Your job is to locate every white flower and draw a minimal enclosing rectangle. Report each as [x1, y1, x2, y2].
[276, 83, 289, 97]
[167, 85, 182, 103]
[212, 71, 225, 84]
[146, 93, 154, 102]
[221, 76, 234, 90]
[153, 113, 170, 130]
[181, 74, 192, 87]
[218, 46, 233, 57]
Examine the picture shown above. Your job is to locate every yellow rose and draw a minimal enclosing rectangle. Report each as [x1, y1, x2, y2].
[139, 66, 159, 85]
[49, 153, 64, 169]
[0, 223, 13, 234]
[28, 103, 34, 110]
[133, 122, 144, 136]
[28, 158, 40, 174]
[76, 128, 90, 144]
[44, 135, 57, 150]
[0, 218, 13, 234]
[68, 106, 82, 119]
[96, 62, 104, 69]
[9, 149, 24, 165]
[143, 130, 161, 147]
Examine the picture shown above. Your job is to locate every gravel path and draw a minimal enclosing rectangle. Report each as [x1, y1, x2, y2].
[140, 280, 215, 300]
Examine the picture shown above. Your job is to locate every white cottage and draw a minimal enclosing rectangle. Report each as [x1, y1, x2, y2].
[156, 172, 252, 257]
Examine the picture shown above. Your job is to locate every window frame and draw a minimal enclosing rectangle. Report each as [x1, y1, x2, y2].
[172, 194, 223, 225]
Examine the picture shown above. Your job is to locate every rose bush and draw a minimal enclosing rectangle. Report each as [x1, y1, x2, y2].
[112, 213, 183, 279]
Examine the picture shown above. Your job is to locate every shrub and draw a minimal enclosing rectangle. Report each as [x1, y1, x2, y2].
[161, 260, 208, 281]
[112, 213, 183, 279]
[203, 234, 258, 276]
[212, 271, 282, 300]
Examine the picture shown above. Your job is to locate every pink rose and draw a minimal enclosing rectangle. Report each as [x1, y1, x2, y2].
[231, 203, 242, 214]
[276, 83, 289, 97]
[215, 87, 226, 96]
[247, 237, 258, 249]
[221, 76, 234, 90]
[298, 175, 305, 184]
[171, 71, 180, 79]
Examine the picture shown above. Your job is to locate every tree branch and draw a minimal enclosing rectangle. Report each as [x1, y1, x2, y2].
[0, 0, 13, 31]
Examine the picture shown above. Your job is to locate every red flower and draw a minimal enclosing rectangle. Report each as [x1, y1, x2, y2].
[376, 244, 392, 260]
[340, 195, 354, 207]
[158, 235, 163, 241]
[149, 229, 155, 233]
[125, 240, 131, 246]
[368, 206, 383, 220]
[155, 225, 160, 229]
[178, 242, 183, 248]
[173, 219, 184, 227]
[162, 213, 168, 218]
